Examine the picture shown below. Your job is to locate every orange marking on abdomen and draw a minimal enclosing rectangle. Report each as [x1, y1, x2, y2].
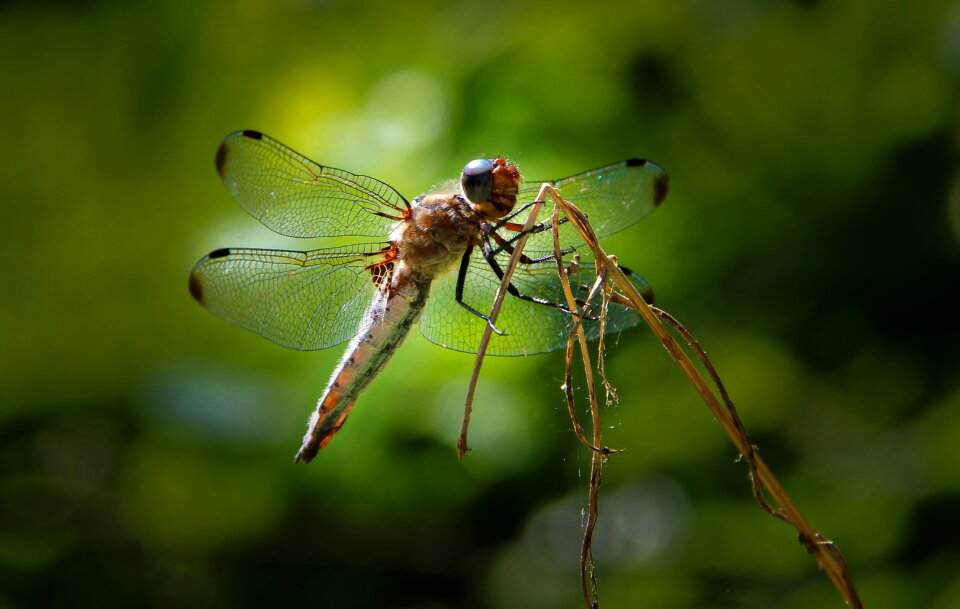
[314, 386, 356, 447]
[320, 389, 344, 412]
[318, 407, 354, 449]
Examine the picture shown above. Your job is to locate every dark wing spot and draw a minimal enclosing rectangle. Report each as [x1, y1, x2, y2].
[642, 286, 655, 305]
[215, 140, 228, 178]
[653, 173, 669, 207]
[208, 248, 231, 259]
[188, 273, 204, 304]
[625, 158, 647, 167]
[241, 130, 264, 140]
[619, 265, 655, 305]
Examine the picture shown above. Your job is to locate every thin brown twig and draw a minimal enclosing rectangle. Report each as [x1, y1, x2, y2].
[596, 266, 618, 411]
[457, 191, 546, 461]
[561, 270, 618, 454]
[650, 306, 787, 522]
[550, 200, 605, 609]
[461, 183, 863, 608]
[549, 191, 864, 609]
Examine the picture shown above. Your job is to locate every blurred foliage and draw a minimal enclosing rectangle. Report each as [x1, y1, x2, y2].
[1, 0, 959, 607]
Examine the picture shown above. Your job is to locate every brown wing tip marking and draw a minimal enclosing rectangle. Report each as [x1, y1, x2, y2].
[653, 172, 669, 207]
[625, 158, 669, 207]
[642, 285, 655, 305]
[189, 248, 231, 304]
[188, 273, 204, 304]
[216, 131, 263, 177]
[215, 140, 229, 178]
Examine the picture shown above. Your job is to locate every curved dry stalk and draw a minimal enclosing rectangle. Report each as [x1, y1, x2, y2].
[546, 189, 865, 609]
[650, 306, 787, 523]
[457, 191, 546, 461]
[559, 258, 624, 455]
[460, 184, 864, 609]
[550, 202, 609, 608]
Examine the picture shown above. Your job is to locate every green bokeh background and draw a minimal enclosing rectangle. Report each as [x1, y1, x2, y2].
[2, 0, 959, 607]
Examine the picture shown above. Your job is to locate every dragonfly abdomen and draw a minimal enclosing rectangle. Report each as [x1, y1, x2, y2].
[294, 277, 431, 463]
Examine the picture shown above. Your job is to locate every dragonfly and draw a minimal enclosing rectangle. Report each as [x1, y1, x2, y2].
[189, 130, 669, 463]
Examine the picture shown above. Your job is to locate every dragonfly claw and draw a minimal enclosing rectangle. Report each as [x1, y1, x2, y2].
[487, 320, 507, 336]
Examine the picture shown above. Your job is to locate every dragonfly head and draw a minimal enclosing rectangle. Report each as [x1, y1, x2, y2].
[461, 157, 520, 219]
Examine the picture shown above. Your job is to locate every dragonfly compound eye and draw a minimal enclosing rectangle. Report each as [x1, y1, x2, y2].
[460, 158, 495, 204]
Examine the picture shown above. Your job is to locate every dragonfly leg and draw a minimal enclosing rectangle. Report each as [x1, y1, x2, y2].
[455, 246, 507, 335]
[483, 225, 575, 264]
[490, 200, 541, 230]
[479, 236, 595, 317]
[488, 216, 572, 257]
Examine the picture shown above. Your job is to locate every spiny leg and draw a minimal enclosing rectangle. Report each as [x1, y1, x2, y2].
[483, 224, 576, 264]
[489, 216, 572, 257]
[490, 200, 541, 230]
[479, 234, 596, 317]
[455, 245, 506, 335]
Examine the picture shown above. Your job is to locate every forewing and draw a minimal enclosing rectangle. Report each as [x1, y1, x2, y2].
[215, 130, 408, 238]
[419, 247, 652, 356]
[514, 158, 669, 250]
[189, 244, 383, 350]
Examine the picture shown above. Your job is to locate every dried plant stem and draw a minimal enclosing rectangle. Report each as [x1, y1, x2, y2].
[650, 306, 787, 522]
[458, 189, 547, 461]
[461, 184, 864, 609]
[548, 191, 864, 609]
[551, 202, 611, 609]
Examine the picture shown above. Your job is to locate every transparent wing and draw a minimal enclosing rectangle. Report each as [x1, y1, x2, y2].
[189, 244, 385, 350]
[215, 130, 408, 238]
[514, 158, 669, 251]
[419, 247, 653, 356]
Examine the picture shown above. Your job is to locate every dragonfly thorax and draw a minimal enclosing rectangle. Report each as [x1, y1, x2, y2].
[393, 193, 480, 280]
